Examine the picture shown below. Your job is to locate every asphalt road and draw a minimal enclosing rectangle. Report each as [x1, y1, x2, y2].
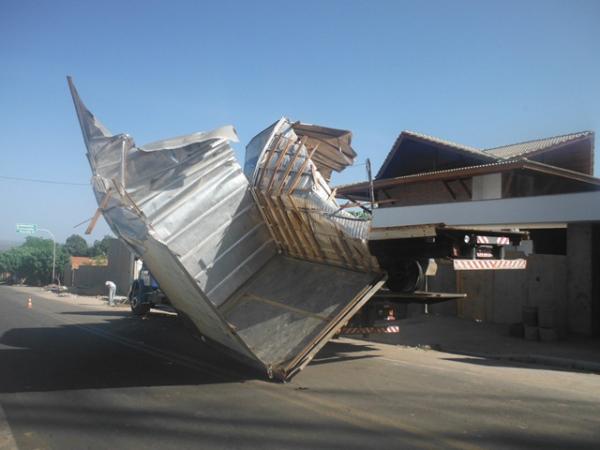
[1, 285, 599, 450]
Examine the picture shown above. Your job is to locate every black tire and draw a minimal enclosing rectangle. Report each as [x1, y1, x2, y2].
[129, 281, 151, 316]
[386, 259, 425, 293]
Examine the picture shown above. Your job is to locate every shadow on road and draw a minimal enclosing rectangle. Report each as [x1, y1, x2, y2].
[0, 312, 259, 393]
[310, 340, 379, 366]
[0, 311, 380, 393]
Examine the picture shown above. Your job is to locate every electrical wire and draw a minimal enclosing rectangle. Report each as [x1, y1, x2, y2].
[0, 175, 89, 186]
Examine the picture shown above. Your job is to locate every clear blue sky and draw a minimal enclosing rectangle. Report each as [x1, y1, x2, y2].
[1, 0, 599, 243]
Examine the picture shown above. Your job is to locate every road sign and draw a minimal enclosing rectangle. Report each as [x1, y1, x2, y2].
[16, 223, 38, 234]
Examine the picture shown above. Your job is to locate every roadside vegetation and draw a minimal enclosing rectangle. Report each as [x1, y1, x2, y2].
[0, 234, 112, 286]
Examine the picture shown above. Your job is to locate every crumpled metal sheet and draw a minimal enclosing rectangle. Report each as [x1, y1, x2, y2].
[246, 118, 379, 272]
[291, 122, 356, 182]
[68, 78, 384, 380]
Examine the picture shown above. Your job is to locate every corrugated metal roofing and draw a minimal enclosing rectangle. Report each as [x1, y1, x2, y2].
[375, 130, 595, 180]
[336, 157, 600, 198]
[292, 122, 356, 181]
[484, 131, 593, 158]
[376, 130, 497, 179]
[402, 130, 487, 156]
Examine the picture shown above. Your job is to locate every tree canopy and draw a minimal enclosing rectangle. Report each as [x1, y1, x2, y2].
[0, 234, 113, 285]
[0, 237, 69, 285]
[65, 234, 88, 256]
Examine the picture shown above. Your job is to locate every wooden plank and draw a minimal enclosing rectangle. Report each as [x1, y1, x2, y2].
[286, 196, 321, 261]
[85, 189, 112, 235]
[245, 293, 330, 321]
[336, 227, 360, 270]
[345, 238, 373, 272]
[257, 191, 290, 252]
[249, 189, 283, 250]
[337, 193, 372, 214]
[300, 207, 328, 262]
[329, 237, 350, 268]
[275, 137, 307, 195]
[266, 138, 295, 193]
[275, 196, 308, 258]
[263, 194, 303, 257]
[256, 133, 283, 188]
[326, 187, 338, 202]
[286, 144, 319, 194]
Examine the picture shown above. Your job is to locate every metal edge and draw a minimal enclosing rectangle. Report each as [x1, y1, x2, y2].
[274, 273, 387, 381]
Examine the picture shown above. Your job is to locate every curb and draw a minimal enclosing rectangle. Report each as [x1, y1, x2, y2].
[445, 348, 600, 374]
[496, 354, 600, 373]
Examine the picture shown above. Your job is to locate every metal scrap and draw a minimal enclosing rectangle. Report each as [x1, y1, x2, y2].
[68, 78, 385, 380]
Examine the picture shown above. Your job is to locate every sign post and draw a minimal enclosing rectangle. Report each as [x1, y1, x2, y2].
[16, 223, 37, 235]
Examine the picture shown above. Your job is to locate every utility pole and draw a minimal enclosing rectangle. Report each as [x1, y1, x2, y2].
[366, 158, 376, 210]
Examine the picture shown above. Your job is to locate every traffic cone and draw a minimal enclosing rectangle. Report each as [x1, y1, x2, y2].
[27, 297, 32, 309]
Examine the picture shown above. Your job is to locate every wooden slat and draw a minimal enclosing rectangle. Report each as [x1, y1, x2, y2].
[85, 189, 112, 235]
[263, 194, 303, 257]
[275, 196, 308, 258]
[257, 191, 289, 250]
[286, 144, 319, 194]
[275, 137, 307, 195]
[250, 189, 283, 250]
[328, 237, 350, 268]
[285, 196, 321, 261]
[256, 134, 283, 188]
[245, 293, 330, 321]
[266, 138, 295, 193]
[336, 228, 360, 270]
[280, 204, 314, 260]
[350, 239, 374, 272]
[288, 195, 325, 260]
[326, 187, 338, 202]
[298, 205, 328, 262]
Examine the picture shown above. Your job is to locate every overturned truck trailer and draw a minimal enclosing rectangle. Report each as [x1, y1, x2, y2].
[68, 78, 385, 381]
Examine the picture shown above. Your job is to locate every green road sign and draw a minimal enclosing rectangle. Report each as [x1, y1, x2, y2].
[16, 223, 38, 234]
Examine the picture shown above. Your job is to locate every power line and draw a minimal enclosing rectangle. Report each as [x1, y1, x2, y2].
[0, 175, 89, 186]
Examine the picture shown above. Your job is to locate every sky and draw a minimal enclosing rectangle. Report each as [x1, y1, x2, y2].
[1, 0, 599, 244]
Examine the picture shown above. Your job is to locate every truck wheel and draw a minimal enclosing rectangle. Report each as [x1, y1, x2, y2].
[386, 259, 425, 293]
[129, 281, 151, 316]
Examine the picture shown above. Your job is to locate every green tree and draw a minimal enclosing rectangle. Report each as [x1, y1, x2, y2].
[65, 234, 89, 256]
[348, 209, 370, 220]
[90, 235, 112, 257]
[0, 237, 69, 285]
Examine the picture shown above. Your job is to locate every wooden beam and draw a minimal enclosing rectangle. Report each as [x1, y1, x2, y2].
[266, 138, 295, 193]
[337, 194, 372, 214]
[287, 144, 319, 194]
[85, 189, 112, 235]
[256, 134, 283, 188]
[287, 196, 322, 261]
[275, 196, 308, 258]
[275, 137, 307, 195]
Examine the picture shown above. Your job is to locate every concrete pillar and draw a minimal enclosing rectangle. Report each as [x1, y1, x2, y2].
[567, 223, 600, 336]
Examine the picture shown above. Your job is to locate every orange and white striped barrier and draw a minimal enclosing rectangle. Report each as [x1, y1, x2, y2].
[453, 258, 527, 270]
[476, 235, 511, 245]
[340, 325, 400, 335]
